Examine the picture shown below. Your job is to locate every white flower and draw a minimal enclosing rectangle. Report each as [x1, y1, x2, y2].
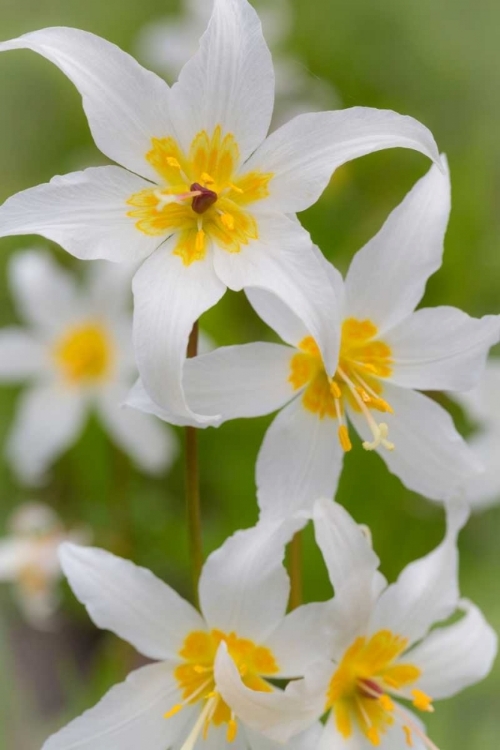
[451, 358, 500, 510]
[0, 502, 87, 628]
[215, 499, 498, 750]
[0, 249, 176, 485]
[44, 520, 329, 750]
[132, 159, 500, 516]
[0, 0, 441, 424]
[135, 0, 339, 130]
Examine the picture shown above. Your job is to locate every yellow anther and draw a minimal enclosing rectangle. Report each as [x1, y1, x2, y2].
[193, 664, 210, 674]
[195, 229, 206, 253]
[221, 213, 235, 230]
[338, 425, 352, 452]
[206, 691, 217, 699]
[239, 664, 248, 677]
[227, 718, 238, 743]
[166, 156, 181, 169]
[229, 182, 244, 194]
[356, 386, 372, 403]
[366, 726, 381, 746]
[164, 704, 183, 719]
[201, 172, 215, 185]
[330, 380, 342, 399]
[403, 725, 414, 747]
[411, 689, 434, 713]
[378, 694, 395, 712]
[371, 397, 394, 414]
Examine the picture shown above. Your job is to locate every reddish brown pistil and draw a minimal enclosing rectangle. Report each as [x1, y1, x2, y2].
[191, 183, 218, 214]
[358, 679, 384, 699]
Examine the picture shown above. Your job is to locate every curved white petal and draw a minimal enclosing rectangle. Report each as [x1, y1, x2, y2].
[343, 159, 450, 334]
[213, 212, 340, 374]
[453, 357, 500, 429]
[86, 260, 136, 322]
[182, 342, 295, 421]
[463, 429, 500, 510]
[244, 722, 324, 750]
[369, 503, 469, 646]
[170, 0, 274, 160]
[0, 27, 173, 181]
[97, 384, 179, 475]
[317, 720, 367, 750]
[245, 288, 309, 348]
[124, 378, 181, 425]
[199, 519, 299, 643]
[386, 308, 500, 391]
[263, 601, 335, 678]
[0, 167, 159, 263]
[245, 108, 441, 213]
[41, 662, 189, 750]
[6, 384, 86, 485]
[0, 328, 48, 381]
[9, 249, 83, 335]
[214, 644, 328, 743]
[132, 240, 226, 425]
[257, 398, 344, 521]
[409, 599, 497, 699]
[348, 383, 483, 502]
[59, 543, 205, 661]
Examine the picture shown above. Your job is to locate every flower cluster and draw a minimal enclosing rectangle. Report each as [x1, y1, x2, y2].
[0, 0, 497, 747]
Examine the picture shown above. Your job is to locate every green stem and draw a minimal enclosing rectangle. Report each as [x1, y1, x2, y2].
[185, 321, 203, 603]
[289, 531, 303, 610]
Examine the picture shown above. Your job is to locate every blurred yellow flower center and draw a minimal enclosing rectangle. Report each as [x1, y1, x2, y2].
[289, 319, 395, 453]
[165, 629, 279, 746]
[327, 630, 435, 748]
[127, 126, 273, 265]
[54, 323, 113, 384]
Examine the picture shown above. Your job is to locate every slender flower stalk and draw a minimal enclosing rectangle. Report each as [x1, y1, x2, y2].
[185, 321, 203, 600]
[288, 532, 303, 610]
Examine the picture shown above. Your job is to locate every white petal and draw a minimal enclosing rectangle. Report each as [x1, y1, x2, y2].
[369, 503, 469, 645]
[317, 720, 366, 750]
[125, 378, 177, 424]
[214, 212, 340, 374]
[244, 722, 324, 750]
[6, 384, 86, 485]
[214, 644, 328, 743]
[0, 539, 30, 580]
[386, 308, 500, 391]
[452, 357, 500, 428]
[245, 108, 441, 213]
[132, 241, 226, 425]
[245, 287, 309, 348]
[42, 662, 189, 750]
[0, 27, 173, 180]
[408, 599, 497, 699]
[182, 342, 295, 421]
[97, 384, 179, 475]
[9, 249, 83, 335]
[0, 328, 47, 381]
[462, 429, 500, 510]
[263, 601, 335, 678]
[170, 0, 274, 160]
[348, 383, 483, 502]
[86, 260, 136, 322]
[199, 519, 300, 643]
[59, 543, 205, 661]
[343, 159, 450, 333]
[257, 398, 344, 521]
[0, 167, 159, 263]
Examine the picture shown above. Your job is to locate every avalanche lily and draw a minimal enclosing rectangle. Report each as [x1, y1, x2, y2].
[132, 160, 500, 515]
[0, 502, 87, 627]
[44, 521, 329, 750]
[0, 0, 441, 423]
[215, 499, 498, 749]
[0, 250, 176, 485]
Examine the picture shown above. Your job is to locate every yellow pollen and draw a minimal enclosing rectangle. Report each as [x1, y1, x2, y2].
[164, 704, 183, 719]
[366, 727, 381, 746]
[403, 725, 414, 747]
[53, 322, 113, 385]
[330, 380, 342, 399]
[227, 718, 238, 743]
[338, 425, 352, 452]
[412, 689, 434, 713]
[127, 126, 273, 264]
[378, 695, 395, 712]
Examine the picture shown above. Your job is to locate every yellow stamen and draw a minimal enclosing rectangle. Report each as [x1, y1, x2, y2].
[371, 396, 394, 414]
[403, 725, 414, 747]
[412, 689, 434, 713]
[229, 182, 244, 194]
[221, 212, 235, 230]
[201, 171, 215, 185]
[330, 380, 342, 399]
[195, 229, 206, 253]
[227, 717, 238, 742]
[338, 425, 352, 452]
[167, 156, 181, 169]
[379, 695, 395, 712]
[164, 704, 183, 719]
[366, 726, 381, 746]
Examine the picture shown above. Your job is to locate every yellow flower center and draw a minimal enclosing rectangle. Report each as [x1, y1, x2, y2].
[53, 322, 114, 384]
[127, 126, 273, 265]
[165, 629, 279, 747]
[289, 319, 395, 453]
[327, 630, 436, 749]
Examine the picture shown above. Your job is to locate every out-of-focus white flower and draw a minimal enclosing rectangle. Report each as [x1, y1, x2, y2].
[0, 0, 441, 425]
[131, 159, 500, 516]
[215, 499, 498, 749]
[0, 502, 87, 628]
[41, 520, 328, 749]
[0, 249, 177, 485]
[452, 359, 500, 510]
[135, 0, 339, 129]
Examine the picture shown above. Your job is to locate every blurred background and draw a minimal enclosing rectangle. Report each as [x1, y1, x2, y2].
[0, 0, 499, 747]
